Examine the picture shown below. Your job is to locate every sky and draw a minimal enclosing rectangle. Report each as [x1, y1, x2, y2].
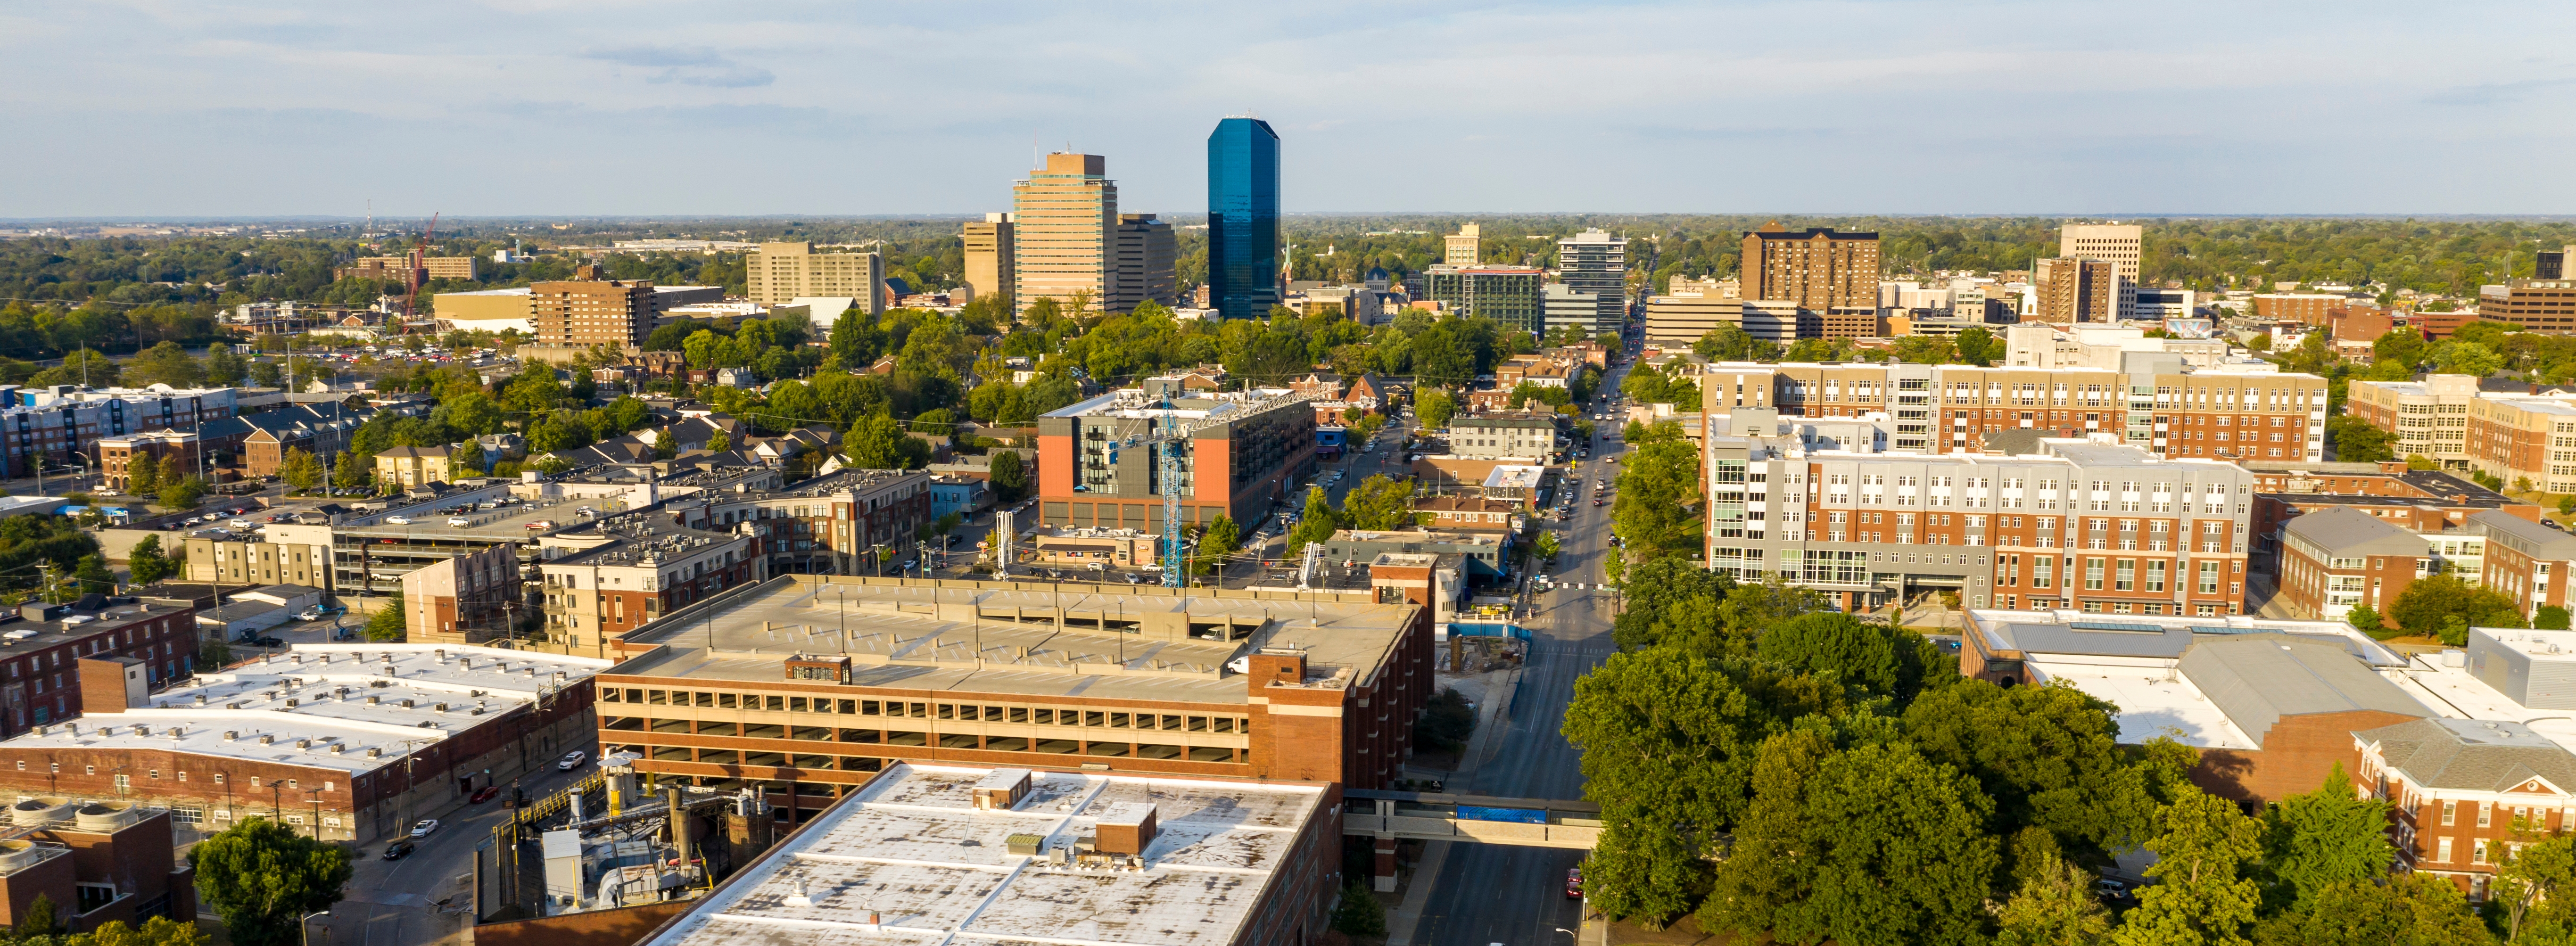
[4, 0, 2574, 218]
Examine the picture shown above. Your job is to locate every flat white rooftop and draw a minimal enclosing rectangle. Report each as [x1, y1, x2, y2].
[2025, 658, 2258, 751]
[641, 763, 1326, 946]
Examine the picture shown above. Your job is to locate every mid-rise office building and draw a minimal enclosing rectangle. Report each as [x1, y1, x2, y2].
[1014, 153, 1117, 316]
[1701, 436, 2254, 617]
[1111, 214, 1176, 313]
[2035, 257, 2118, 323]
[1035, 382, 1316, 540]
[1207, 117, 1282, 321]
[1556, 229, 1627, 331]
[962, 214, 1015, 313]
[747, 243, 887, 314]
[1543, 283, 1602, 339]
[2479, 275, 2576, 335]
[1741, 222, 1879, 312]
[1643, 276, 1743, 343]
[1444, 224, 1482, 266]
[2059, 223, 2142, 319]
[1422, 265, 1545, 337]
[2347, 375, 2477, 469]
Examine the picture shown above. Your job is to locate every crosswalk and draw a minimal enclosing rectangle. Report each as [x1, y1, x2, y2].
[1542, 583, 1612, 590]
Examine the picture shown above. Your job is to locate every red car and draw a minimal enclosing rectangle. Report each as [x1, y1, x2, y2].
[470, 785, 501, 804]
[1567, 867, 1584, 899]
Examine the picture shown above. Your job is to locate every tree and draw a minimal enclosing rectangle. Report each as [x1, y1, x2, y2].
[331, 451, 366, 491]
[987, 449, 1028, 502]
[127, 535, 177, 586]
[1329, 882, 1386, 937]
[652, 429, 676, 461]
[1287, 487, 1338, 554]
[2112, 789, 2262, 946]
[16, 892, 58, 937]
[2542, 605, 2573, 631]
[1955, 326, 1999, 367]
[158, 477, 206, 511]
[363, 599, 404, 642]
[1611, 439, 1702, 560]
[125, 451, 160, 496]
[2325, 415, 2394, 463]
[2388, 572, 2526, 643]
[1701, 737, 1999, 946]
[1191, 515, 1239, 576]
[188, 816, 352, 946]
[1754, 611, 1914, 698]
[281, 448, 321, 494]
[2563, 495, 2576, 516]
[2248, 873, 2488, 946]
[74, 554, 114, 595]
[708, 429, 732, 452]
[2254, 764, 2393, 914]
[2373, 328, 2427, 370]
[85, 916, 213, 946]
[2345, 604, 2384, 634]
[1415, 388, 1457, 430]
[1411, 687, 1475, 751]
[1535, 531, 1560, 561]
[157, 454, 185, 491]
[1902, 680, 2156, 864]
[1992, 849, 2112, 946]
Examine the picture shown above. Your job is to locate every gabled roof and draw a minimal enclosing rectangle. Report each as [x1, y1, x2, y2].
[2358, 717, 2576, 794]
[2180, 633, 2428, 747]
[2472, 510, 2576, 561]
[2283, 505, 2423, 558]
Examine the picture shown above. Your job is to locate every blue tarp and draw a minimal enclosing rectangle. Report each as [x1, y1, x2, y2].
[1448, 622, 1530, 640]
[1457, 806, 1547, 824]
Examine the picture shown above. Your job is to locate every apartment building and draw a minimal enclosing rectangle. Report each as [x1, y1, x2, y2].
[2034, 257, 2118, 323]
[2470, 511, 2576, 619]
[2252, 293, 2346, 325]
[962, 214, 1015, 313]
[337, 255, 479, 282]
[1444, 223, 1481, 266]
[2002, 323, 2233, 370]
[2355, 716, 2576, 901]
[373, 445, 454, 488]
[1422, 266, 1545, 337]
[1111, 214, 1176, 313]
[97, 430, 201, 493]
[747, 242, 887, 313]
[0, 598, 203, 734]
[2347, 374, 2477, 467]
[0, 386, 237, 482]
[1757, 359, 2328, 461]
[1445, 415, 1558, 461]
[2243, 461, 2535, 559]
[1741, 223, 1878, 311]
[1035, 384, 1316, 542]
[238, 403, 368, 478]
[400, 543, 521, 645]
[184, 524, 338, 593]
[2350, 376, 2576, 490]
[674, 468, 934, 577]
[590, 576, 1435, 820]
[2275, 506, 2462, 620]
[537, 521, 760, 655]
[531, 278, 658, 348]
[2059, 223, 2142, 319]
[2479, 276, 2576, 334]
[1014, 153, 1117, 316]
[1643, 276, 1742, 343]
[1556, 229, 1628, 331]
[1701, 436, 2254, 616]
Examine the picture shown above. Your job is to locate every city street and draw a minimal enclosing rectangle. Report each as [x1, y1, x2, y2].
[314, 733, 601, 946]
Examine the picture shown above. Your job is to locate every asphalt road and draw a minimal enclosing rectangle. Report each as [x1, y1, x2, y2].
[1409, 362, 1632, 946]
[319, 738, 601, 946]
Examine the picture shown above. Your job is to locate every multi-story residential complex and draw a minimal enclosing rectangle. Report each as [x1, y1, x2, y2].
[1700, 436, 2254, 615]
[1741, 223, 1879, 313]
[538, 520, 760, 655]
[401, 543, 521, 645]
[0, 597, 203, 733]
[1014, 153, 1117, 316]
[237, 402, 368, 478]
[1207, 117, 1282, 321]
[1543, 283, 1602, 339]
[97, 430, 200, 493]
[2251, 293, 2346, 325]
[1755, 358, 2328, 461]
[186, 524, 339, 592]
[1035, 383, 1316, 542]
[1421, 265, 1545, 337]
[2034, 257, 2118, 323]
[337, 255, 479, 282]
[961, 213, 1015, 312]
[2244, 461, 2534, 560]
[0, 643, 606, 841]
[2058, 223, 2142, 319]
[2274, 506, 2470, 619]
[2002, 323, 2233, 370]
[373, 444, 454, 488]
[747, 242, 887, 313]
[531, 277, 658, 348]
[1556, 229, 1627, 331]
[1643, 276, 1742, 343]
[2478, 275, 2576, 334]
[1110, 214, 1176, 313]
[1444, 223, 1481, 266]
[2470, 511, 2576, 619]
[2355, 715, 2576, 901]
[676, 468, 935, 578]
[0, 385, 237, 482]
[1445, 415, 1559, 461]
[2347, 375, 2476, 468]
[589, 575, 1434, 819]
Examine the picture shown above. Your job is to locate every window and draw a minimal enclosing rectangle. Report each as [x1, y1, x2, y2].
[2442, 800, 2457, 826]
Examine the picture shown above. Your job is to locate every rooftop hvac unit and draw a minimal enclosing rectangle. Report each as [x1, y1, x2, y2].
[256, 734, 273, 745]
[400, 699, 415, 709]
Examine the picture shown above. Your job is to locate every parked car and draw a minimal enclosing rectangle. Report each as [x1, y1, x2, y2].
[447, 517, 472, 527]
[382, 839, 416, 861]
[1567, 867, 1585, 899]
[409, 819, 439, 838]
[557, 750, 587, 771]
[384, 516, 412, 525]
[252, 636, 284, 648]
[469, 785, 501, 804]
[526, 519, 555, 530]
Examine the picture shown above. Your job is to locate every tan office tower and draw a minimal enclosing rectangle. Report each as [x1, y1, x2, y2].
[1445, 224, 1482, 266]
[963, 213, 1016, 314]
[531, 278, 656, 347]
[2035, 257, 2118, 323]
[748, 242, 886, 314]
[2060, 223, 2142, 319]
[1013, 153, 1117, 315]
[1112, 214, 1176, 312]
[1741, 222, 1880, 310]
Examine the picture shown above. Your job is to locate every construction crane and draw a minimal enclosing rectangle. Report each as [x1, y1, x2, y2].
[400, 212, 441, 332]
[1148, 413, 1188, 588]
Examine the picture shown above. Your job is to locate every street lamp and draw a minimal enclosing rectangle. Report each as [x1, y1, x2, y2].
[300, 911, 331, 946]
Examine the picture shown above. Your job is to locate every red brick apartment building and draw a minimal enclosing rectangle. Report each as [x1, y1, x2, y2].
[1035, 382, 1317, 536]
[2275, 506, 2433, 620]
[593, 576, 1432, 822]
[2355, 717, 2576, 902]
[1759, 362, 2329, 462]
[2246, 461, 2537, 547]
[0, 598, 203, 736]
[2471, 510, 2576, 619]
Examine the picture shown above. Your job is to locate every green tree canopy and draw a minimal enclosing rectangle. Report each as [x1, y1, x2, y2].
[187, 816, 352, 946]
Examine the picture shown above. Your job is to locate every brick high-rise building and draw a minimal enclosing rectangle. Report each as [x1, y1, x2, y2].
[747, 242, 886, 313]
[2059, 223, 2142, 319]
[2035, 257, 2118, 323]
[1741, 222, 1879, 311]
[531, 277, 656, 348]
[1014, 153, 1117, 316]
[962, 214, 1015, 314]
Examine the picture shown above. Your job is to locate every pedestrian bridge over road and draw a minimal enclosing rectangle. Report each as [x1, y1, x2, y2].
[1343, 788, 1602, 849]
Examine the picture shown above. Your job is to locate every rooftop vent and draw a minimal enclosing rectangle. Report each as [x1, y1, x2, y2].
[294, 739, 311, 749]
[366, 747, 382, 758]
[329, 743, 345, 754]
[256, 734, 273, 745]
[222, 731, 238, 741]
[366, 696, 380, 705]
[399, 699, 415, 708]
[9, 798, 71, 827]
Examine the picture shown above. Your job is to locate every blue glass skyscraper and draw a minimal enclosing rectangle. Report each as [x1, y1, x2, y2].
[1206, 117, 1280, 321]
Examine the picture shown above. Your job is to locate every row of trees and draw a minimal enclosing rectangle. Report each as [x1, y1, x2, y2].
[1574, 560, 2507, 944]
